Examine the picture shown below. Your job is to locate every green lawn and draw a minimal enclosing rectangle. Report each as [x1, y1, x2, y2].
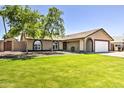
[0, 54, 124, 88]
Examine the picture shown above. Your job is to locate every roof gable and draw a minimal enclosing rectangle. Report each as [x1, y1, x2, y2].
[85, 28, 114, 41]
[63, 28, 113, 40]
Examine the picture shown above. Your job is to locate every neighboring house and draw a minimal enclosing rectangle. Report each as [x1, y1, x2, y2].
[111, 36, 124, 51]
[0, 28, 114, 53]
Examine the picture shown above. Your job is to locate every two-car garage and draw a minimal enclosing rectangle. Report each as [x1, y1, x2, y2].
[85, 28, 113, 53]
[86, 38, 110, 53]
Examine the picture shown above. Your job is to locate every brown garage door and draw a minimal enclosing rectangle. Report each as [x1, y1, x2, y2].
[4, 41, 12, 51]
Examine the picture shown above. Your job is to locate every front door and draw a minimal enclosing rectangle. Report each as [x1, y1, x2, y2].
[63, 42, 67, 51]
[53, 41, 59, 50]
[4, 41, 12, 51]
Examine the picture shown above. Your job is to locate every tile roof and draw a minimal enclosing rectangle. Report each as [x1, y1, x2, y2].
[26, 36, 63, 40]
[24, 28, 113, 41]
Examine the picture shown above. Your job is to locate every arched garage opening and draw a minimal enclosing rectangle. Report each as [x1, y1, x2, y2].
[86, 38, 93, 52]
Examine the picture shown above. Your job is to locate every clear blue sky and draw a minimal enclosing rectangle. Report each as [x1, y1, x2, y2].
[0, 5, 124, 39]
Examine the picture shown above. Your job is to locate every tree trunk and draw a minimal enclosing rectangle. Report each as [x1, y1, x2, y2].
[22, 32, 28, 54]
[2, 17, 7, 35]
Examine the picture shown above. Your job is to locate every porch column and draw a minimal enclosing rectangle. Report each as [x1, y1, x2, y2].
[79, 39, 84, 52]
[83, 38, 87, 52]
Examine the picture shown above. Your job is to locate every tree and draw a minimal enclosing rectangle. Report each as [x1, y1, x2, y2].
[6, 6, 43, 38]
[0, 5, 24, 39]
[44, 7, 65, 51]
[0, 5, 44, 39]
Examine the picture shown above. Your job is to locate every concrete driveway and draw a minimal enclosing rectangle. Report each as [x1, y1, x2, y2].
[101, 51, 124, 58]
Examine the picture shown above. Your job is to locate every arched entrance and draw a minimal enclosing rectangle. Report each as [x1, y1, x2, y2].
[33, 40, 42, 50]
[86, 38, 93, 52]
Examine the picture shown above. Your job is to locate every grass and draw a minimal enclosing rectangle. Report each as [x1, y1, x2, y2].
[0, 54, 124, 88]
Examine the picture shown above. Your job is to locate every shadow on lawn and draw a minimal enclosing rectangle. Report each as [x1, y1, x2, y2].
[0, 54, 37, 60]
[0, 51, 65, 60]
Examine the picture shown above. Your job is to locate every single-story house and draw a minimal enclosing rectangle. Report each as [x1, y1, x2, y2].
[111, 36, 124, 51]
[0, 28, 114, 53]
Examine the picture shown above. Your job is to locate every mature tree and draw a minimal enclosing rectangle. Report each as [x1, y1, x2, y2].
[44, 7, 65, 51]
[0, 5, 44, 39]
[0, 5, 24, 38]
[6, 6, 43, 39]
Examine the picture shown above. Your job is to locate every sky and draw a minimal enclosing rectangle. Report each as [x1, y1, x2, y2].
[0, 5, 124, 39]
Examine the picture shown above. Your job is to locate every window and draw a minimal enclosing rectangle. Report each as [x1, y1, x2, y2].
[33, 40, 42, 50]
[53, 41, 59, 50]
